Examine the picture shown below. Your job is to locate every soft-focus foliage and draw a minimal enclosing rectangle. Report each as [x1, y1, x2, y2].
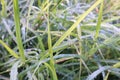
[0, 0, 120, 80]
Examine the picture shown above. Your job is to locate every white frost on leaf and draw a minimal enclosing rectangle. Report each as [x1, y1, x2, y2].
[10, 61, 20, 80]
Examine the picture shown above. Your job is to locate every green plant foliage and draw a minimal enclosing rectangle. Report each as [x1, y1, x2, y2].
[0, 0, 120, 80]
[13, 0, 25, 61]
[0, 40, 19, 58]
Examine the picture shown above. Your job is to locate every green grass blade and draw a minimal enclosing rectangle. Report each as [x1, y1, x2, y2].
[113, 62, 120, 68]
[95, 0, 104, 39]
[53, 0, 103, 48]
[89, 0, 104, 57]
[0, 0, 7, 17]
[13, 0, 25, 61]
[37, 36, 45, 52]
[47, 1, 53, 59]
[47, 1, 58, 79]
[44, 63, 58, 80]
[0, 40, 19, 58]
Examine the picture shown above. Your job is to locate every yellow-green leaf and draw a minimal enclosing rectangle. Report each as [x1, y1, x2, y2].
[0, 40, 19, 58]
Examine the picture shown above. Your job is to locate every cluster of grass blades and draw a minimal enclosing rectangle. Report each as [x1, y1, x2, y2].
[0, 0, 120, 80]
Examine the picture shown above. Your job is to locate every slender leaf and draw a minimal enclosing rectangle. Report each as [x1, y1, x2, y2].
[0, 40, 19, 58]
[86, 66, 111, 80]
[13, 0, 25, 61]
[53, 0, 103, 48]
[44, 63, 58, 80]
[0, 0, 7, 17]
[95, 0, 104, 39]
[47, 1, 58, 80]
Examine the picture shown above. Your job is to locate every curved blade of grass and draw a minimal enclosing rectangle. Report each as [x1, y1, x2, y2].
[113, 62, 120, 68]
[95, 0, 103, 39]
[104, 62, 120, 80]
[0, 0, 7, 17]
[0, 40, 19, 58]
[104, 72, 110, 80]
[47, 1, 58, 80]
[13, 0, 25, 61]
[37, 36, 45, 52]
[53, 0, 103, 48]
[47, 1, 53, 60]
[19, 54, 80, 78]
[86, 66, 111, 80]
[44, 62, 58, 80]
[89, 0, 104, 57]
